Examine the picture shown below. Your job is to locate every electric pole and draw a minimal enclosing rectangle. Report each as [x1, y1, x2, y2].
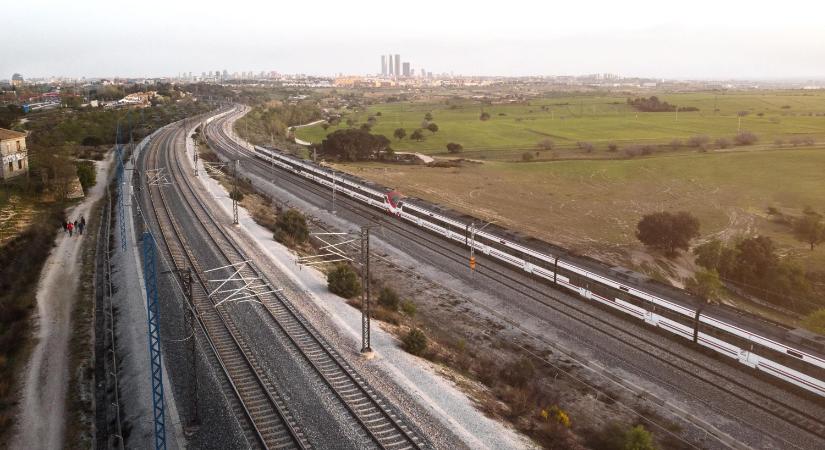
[179, 268, 199, 431]
[360, 226, 372, 353]
[232, 160, 239, 225]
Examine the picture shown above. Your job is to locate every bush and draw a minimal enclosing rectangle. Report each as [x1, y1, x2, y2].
[229, 190, 244, 201]
[327, 264, 362, 298]
[81, 136, 103, 146]
[715, 137, 731, 149]
[540, 405, 571, 427]
[521, 152, 534, 162]
[687, 135, 710, 148]
[607, 142, 619, 152]
[774, 138, 784, 147]
[378, 286, 400, 310]
[402, 328, 428, 355]
[622, 425, 656, 450]
[400, 300, 417, 317]
[577, 141, 595, 152]
[500, 357, 535, 388]
[274, 208, 308, 244]
[734, 131, 758, 146]
[75, 160, 96, 191]
[479, 112, 491, 121]
[537, 138, 554, 151]
[446, 142, 463, 153]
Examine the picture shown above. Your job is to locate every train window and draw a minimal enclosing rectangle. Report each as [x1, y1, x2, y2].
[786, 349, 804, 359]
[619, 286, 630, 292]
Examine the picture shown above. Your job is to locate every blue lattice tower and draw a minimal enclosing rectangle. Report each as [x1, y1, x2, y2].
[142, 232, 167, 450]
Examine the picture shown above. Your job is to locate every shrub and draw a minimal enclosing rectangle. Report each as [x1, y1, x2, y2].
[229, 190, 244, 201]
[75, 160, 96, 191]
[446, 142, 463, 153]
[541, 405, 571, 427]
[410, 129, 425, 141]
[537, 138, 554, 151]
[773, 138, 784, 148]
[327, 264, 362, 298]
[378, 286, 400, 310]
[400, 300, 417, 317]
[734, 131, 758, 145]
[402, 328, 428, 355]
[479, 112, 491, 121]
[521, 152, 534, 162]
[669, 139, 682, 150]
[500, 357, 535, 388]
[321, 122, 330, 130]
[577, 141, 595, 152]
[687, 135, 710, 147]
[274, 209, 308, 244]
[81, 136, 103, 146]
[607, 142, 619, 152]
[622, 425, 656, 450]
[715, 137, 731, 149]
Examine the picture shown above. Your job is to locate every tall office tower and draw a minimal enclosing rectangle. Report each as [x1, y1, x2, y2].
[394, 54, 401, 78]
[387, 54, 393, 75]
[381, 55, 387, 76]
[402, 62, 410, 77]
[223, 70, 229, 80]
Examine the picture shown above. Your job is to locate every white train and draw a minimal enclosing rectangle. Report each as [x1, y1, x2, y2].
[251, 144, 825, 398]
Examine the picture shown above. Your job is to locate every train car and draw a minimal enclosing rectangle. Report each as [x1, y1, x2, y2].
[249, 144, 825, 397]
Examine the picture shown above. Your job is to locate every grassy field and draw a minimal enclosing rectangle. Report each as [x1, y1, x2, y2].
[334, 147, 825, 276]
[298, 91, 825, 158]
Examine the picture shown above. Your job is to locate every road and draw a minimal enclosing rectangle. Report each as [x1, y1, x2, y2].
[205, 106, 825, 450]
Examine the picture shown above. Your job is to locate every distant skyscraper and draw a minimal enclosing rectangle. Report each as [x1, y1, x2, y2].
[402, 62, 410, 77]
[387, 54, 393, 75]
[381, 55, 387, 76]
[394, 54, 401, 78]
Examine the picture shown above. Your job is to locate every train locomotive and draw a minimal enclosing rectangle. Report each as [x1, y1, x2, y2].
[250, 144, 825, 398]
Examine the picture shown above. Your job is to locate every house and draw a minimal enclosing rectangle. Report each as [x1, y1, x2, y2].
[0, 128, 29, 180]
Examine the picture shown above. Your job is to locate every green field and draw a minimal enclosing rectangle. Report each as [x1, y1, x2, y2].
[297, 91, 825, 158]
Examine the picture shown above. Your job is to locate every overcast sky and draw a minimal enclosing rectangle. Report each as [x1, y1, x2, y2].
[3, 0, 825, 80]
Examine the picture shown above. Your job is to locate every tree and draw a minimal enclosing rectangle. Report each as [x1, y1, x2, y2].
[669, 138, 682, 150]
[75, 161, 96, 191]
[577, 141, 594, 152]
[636, 211, 700, 255]
[734, 236, 778, 286]
[410, 129, 425, 141]
[621, 425, 656, 450]
[446, 142, 463, 153]
[479, 111, 491, 121]
[424, 112, 433, 121]
[537, 138, 554, 151]
[607, 142, 619, 152]
[521, 152, 534, 162]
[802, 309, 825, 335]
[402, 328, 428, 355]
[793, 214, 825, 250]
[327, 264, 362, 298]
[687, 135, 710, 148]
[715, 137, 731, 149]
[693, 239, 736, 276]
[426, 123, 438, 134]
[274, 209, 309, 245]
[359, 123, 372, 132]
[685, 269, 723, 302]
[321, 122, 330, 130]
[378, 286, 400, 310]
[316, 128, 391, 161]
[393, 128, 406, 140]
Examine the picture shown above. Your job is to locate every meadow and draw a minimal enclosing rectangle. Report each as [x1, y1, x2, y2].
[298, 91, 825, 159]
[334, 147, 825, 282]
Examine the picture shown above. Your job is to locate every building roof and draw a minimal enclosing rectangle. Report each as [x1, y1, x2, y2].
[0, 128, 27, 141]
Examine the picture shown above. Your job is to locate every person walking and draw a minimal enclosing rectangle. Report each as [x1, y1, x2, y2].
[68, 221, 74, 237]
[63, 220, 68, 234]
[79, 216, 86, 235]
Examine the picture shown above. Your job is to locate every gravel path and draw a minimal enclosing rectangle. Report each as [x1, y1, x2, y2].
[11, 154, 112, 450]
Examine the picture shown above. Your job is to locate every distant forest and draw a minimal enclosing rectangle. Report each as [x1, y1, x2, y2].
[627, 96, 699, 113]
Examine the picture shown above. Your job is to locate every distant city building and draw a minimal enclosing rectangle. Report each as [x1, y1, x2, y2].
[394, 54, 401, 78]
[402, 62, 410, 77]
[387, 54, 393, 75]
[381, 55, 387, 76]
[223, 69, 229, 80]
[0, 128, 29, 180]
[11, 73, 23, 88]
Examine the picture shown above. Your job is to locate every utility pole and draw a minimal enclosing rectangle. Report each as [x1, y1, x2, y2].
[360, 226, 372, 353]
[331, 172, 336, 214]
[193, 150, 198, 177]
[232, 160, 239, 225]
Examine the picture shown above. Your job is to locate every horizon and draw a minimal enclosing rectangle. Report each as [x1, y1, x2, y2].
[4, 0, 825, 80]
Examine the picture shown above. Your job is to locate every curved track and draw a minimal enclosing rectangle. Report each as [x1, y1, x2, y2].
[141, 120, 425, 450]
[204, 106, 825, 449]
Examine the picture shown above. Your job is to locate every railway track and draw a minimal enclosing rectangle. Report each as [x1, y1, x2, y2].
[143, 122, 425, 449]
[142, 126, 306, 449]
[204, 108, 825, 448]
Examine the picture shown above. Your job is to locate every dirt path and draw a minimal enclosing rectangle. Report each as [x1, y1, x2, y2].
[11, 155, 112, 450]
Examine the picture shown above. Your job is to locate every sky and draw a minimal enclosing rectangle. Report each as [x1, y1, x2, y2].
[3, 0, 825, 80]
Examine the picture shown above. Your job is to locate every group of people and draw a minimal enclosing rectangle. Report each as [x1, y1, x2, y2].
[63, 216, 86, 237]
